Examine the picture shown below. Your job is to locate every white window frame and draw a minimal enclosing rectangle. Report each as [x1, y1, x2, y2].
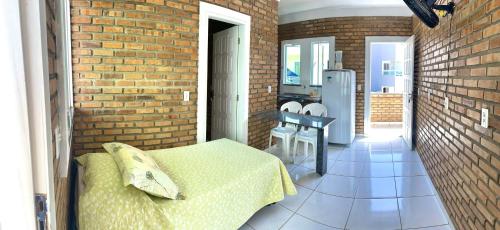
[309, 38, 334, 86]
[281, 37, 335, 89]
[282, 41, 302, 85]
[55, 0, 74, 177]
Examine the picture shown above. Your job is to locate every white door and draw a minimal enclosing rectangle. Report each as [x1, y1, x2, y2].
[211, 26, 239, 140]
[402, 36, 415, 149]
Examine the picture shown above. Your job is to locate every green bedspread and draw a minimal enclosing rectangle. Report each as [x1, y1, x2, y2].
[78, 139, 296, 230]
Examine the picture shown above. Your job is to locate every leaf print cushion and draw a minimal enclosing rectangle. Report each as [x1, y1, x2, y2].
[103, 142, 182, 199]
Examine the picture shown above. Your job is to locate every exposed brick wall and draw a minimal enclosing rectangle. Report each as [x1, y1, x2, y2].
[370, 93, 402, 122]
[46, 0, 69, 229]
[413, 0, 499, 229]
[278, 17, 413, 134]
[70, 0, 278, 154]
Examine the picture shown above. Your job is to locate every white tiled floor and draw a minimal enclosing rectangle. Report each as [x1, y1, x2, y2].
[243, 136, 453, 230]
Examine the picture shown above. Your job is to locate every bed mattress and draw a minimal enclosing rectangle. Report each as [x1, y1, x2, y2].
[77, 138, 296, 229]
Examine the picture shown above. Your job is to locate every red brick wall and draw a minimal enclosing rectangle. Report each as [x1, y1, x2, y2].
[413, 0, 499, 229]
[70, 0, 278, 155]
[278, 17, 413, 134]
[370, 93, 403, 122]
[46, 0, 69, 229]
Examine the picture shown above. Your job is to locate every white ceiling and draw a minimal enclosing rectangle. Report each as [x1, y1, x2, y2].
[278, 0, 413, 24]
[279, 0, 408, 15]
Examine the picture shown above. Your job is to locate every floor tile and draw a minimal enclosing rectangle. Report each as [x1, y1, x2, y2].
[394, 162, 426, 176]
[346, 198, 401, 230]
[297, 192, 353, 228]
[337, 151, 369, 162]
[246, 204, 293, 230]
[367, 151, 393, 162]
[252, 136, 452, 230]
[399, 196, 448, 229]
[238, 223, 254, 230]
[281, 214, 338, 230]
[300, 156, 318, 170]
[395, 176, 434, 197]
[328, 145, 344, 152]
[391, 141, 410, 149]
[355, 177, 396, 198]
[295, 156, 336, 171]
[289, 165, 324, 189]
[408, 225, 452, 230]
[367, 142, 391, 151]
[361, 163, 395, 177]
[316, 174, 358, 197]
[392, 152, 421, 162]
[291, 153, 308, 165]
[279, 185, 313, 211]
[284, 162, 299, 172]
[348, 142, 370, 151]
[329, 161, 364, 177]
[391, 146, 414, 154]
[328, 150, 343, 161]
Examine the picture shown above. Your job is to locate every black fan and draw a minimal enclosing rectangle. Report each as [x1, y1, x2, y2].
[403, 0, 455, 28]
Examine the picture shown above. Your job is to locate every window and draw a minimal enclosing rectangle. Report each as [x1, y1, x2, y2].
[311, 42, 329, 85]
[283, 44, 301, 85]
[382, 60, 392, 76]
[281, 37, 334, 87]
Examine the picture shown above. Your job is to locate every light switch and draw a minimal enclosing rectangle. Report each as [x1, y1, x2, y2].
[444, 97, 449, 110]
[481, 108, 489, 128]
[357, 84, 362, 91]
[427, 91, 431, 101]
[183, 91, 189, 102]
[268, 85, 272, 93]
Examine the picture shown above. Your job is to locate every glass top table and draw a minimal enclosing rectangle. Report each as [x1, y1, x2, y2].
[258, 111, 336, 176]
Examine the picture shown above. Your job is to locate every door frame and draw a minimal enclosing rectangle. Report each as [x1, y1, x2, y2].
[19, 0, 57, 228]
[197, 2, 251, 144]
[363, 36, 410, 135]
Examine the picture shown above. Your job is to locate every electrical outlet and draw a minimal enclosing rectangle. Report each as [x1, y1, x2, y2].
[444, 97, 449, 110]
[481, 108, 489, 128]
[357, 84, 362, 91]
[268, 85, 272, 93]
[183, 91, 189, 102]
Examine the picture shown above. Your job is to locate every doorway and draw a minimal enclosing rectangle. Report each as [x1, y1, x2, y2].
[197, 2, 251, 144]
[364, 36, 414, 148]
[207, 19, 237, 141]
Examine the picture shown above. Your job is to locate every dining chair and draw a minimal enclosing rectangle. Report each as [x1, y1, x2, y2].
[269, 101, 302, 162]
[292, 103, 328, 164]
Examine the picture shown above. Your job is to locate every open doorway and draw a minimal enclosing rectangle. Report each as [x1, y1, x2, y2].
[364, 36, 414, 147]
[368, 42, 405, 137]
[206, 19, 237, 141]
[197, 2, 251, 144]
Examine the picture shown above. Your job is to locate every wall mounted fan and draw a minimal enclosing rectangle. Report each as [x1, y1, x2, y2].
[403, 0, 455, 28]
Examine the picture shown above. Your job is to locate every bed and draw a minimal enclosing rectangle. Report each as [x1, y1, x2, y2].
[72, 138, 297, 229]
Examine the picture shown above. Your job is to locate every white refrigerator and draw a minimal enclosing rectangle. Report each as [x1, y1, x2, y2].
[322, 69, 356, 144]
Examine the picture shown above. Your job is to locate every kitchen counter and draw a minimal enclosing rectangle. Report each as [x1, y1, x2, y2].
[277, 93, 321, 107]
